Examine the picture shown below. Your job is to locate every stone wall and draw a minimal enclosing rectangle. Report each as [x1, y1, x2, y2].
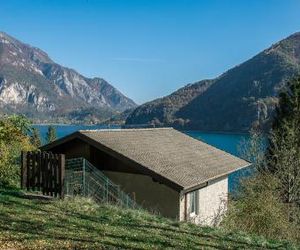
[179, 176, 228, 226]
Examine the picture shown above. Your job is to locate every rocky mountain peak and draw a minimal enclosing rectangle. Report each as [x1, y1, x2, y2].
[0, 32, 137, 123]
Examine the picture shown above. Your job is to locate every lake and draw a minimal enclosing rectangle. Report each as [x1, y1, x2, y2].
[34, 124, 119, 143]
[34, 125, 251, 192]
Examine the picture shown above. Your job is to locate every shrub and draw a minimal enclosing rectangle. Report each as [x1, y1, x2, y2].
[0, 115, 34, 188]
[222, 174, 299, 242]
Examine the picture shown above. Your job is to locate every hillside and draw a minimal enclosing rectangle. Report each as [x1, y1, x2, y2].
[126, 80, 213, 127]
[0, 32, 137, 123]
[0, 189, 297, 250]
[102, 107, 137, 125]
[126, 32, 300, 132]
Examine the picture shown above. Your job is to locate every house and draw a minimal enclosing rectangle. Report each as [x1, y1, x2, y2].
[41, 128, 250, 225]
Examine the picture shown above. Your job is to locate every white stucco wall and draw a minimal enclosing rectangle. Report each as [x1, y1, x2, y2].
[180, 176, 228, 226]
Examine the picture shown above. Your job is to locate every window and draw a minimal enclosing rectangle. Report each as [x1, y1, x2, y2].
[189, 190, 199, 215]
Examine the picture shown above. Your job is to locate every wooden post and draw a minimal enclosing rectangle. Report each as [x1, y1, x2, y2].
[49, 153, 53, 197]
[50, 153, 54, 196]
[26, 152, 31, 190]
[21, 151, 27, 189]
[42, 152, 47, 195]
[37, 151, 41, 191]
[58, 154, 65, 198]
[54, 154, 58, 197]
[44, 153, 49, 195]
[42, 152, 46, 195]
[32, 152, 36, 191]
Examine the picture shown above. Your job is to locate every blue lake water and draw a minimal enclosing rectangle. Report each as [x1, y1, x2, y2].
[34, 125, 251, 192]
[33, 124, 118, 144]
[184, 131, 249, 156]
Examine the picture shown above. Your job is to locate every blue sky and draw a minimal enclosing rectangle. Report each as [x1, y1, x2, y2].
[1, 0, 300, 104]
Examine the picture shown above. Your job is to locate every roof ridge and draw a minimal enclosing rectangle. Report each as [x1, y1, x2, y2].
[79, 127, 174, 133]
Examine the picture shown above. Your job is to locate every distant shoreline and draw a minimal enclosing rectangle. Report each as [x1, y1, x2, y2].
[32, 123, 105, 126]
[183, 130, 250, 135]
[33, 124, 250, 135]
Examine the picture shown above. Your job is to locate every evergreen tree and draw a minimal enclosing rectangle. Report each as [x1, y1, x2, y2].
[265, 76, 300, 208]
[46, 125, 57, 143]
[30, 128, 42, 148]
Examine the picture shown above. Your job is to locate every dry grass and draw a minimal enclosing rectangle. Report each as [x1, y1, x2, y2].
[0, 189, 298, 250]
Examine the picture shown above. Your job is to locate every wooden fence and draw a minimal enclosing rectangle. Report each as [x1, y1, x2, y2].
[21, 151, 65, 198]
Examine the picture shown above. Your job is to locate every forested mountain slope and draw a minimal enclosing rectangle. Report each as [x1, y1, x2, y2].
[126, 32, 300, 132]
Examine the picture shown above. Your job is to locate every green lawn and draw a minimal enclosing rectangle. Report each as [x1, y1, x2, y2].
[0, 189, 298, 250]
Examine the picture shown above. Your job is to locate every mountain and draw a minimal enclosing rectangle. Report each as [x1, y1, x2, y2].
[102, 108, 137, 125]
[126, 79, 214, 127]
[0, 32, 137, 123]
[126, 32, 300, 132]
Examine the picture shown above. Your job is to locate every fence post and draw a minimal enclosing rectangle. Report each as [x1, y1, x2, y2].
[82, 158, 86, 196]
[21, 151, 27, 189]
[44, 153, 49, 195]
[26, 152, 31, 190]
[49, 153, 53, 196]
[58, 154, 65, 198]
[42, 152, 46, 195]
[32, 152, 37, 191]
[37, 151, 41, 191]
[106, 178, 109, 202]
[54, 154, 58, 197]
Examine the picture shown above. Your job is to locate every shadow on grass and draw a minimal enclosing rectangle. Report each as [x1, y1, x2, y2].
[64, 210, 285, 250]
[0, 191, 293, 249]
[0, 202, 221, 249]
[1, 189, 53, 200]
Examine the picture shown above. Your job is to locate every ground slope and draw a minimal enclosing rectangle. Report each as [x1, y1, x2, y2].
[0, 189, 297, 250]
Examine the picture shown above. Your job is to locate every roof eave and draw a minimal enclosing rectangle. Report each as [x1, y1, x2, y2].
[40, 131, 81, 151]
[182, 162, 252, 194]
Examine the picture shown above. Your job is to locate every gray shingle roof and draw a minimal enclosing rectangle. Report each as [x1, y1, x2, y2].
[77, 128, 250, 190]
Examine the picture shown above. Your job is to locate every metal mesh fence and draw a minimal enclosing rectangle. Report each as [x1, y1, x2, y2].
[65, 158, 138, 208]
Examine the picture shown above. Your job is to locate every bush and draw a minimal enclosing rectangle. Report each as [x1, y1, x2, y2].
[0, 115, 34, 188]
[222, 174, 299, 242]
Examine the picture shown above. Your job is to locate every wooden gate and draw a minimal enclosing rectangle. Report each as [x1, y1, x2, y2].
[21, 151, 65, 198]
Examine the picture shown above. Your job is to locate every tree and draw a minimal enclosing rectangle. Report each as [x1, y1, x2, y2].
[239, 128, 266, 171]
[229, 129, 266, 195]
[7, 114, 32, 134]
[31, 128, 42, 148]
[223, 128, 299, 242]
[265, 76, 300, 208]
[222, 81, 300, 242]
[0, 115, 34, 187]
[46, 125, 57, 143]
[222, 174, 294, 241]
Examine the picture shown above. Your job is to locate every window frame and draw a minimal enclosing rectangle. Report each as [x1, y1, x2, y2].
[189, 190, 199, 215]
